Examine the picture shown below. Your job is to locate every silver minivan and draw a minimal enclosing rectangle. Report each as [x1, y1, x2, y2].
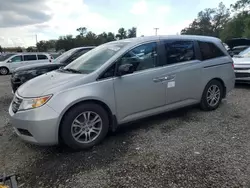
[9, 35, 235, 150]
[0, 53, 53, 75]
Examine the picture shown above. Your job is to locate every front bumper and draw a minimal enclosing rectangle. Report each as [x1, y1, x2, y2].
[234, 69, 250, 83]
[9, 102, 60, 145]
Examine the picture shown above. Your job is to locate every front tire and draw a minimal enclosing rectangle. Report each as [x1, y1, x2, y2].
[200, 80, 223, 111]
[60, 103, 109, 150]
[0, 67, 9, 75]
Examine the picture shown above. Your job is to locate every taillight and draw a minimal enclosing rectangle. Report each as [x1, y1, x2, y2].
[232, 63, 234, 69]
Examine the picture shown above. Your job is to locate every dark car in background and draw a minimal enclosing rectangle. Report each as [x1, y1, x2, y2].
[11, 46, 95, 92]
[226, 38, 250, 57]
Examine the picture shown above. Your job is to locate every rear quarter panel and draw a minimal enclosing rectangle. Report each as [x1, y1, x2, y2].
[200, 56, 235, 97]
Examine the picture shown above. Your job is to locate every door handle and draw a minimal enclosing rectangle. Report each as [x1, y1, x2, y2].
[153, 75, 175, 83]
[153, 77, 168, 82]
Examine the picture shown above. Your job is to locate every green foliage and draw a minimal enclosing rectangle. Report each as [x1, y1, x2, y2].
[37, 40, 56, 52]
[26, 46, 35, 52]
[54, 27, 136, 51]
[181, 0, 250, 42]
[127, 27, 137, 38]
[116, 28, 127, 40]
[181, 2, 230, 37]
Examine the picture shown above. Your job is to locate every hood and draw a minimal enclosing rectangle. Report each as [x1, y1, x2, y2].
[17, 70, 89, 97]
[226, 38, 250, 49]
[14, 63, 61, 72]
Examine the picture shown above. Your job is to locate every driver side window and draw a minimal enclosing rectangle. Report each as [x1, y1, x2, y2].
[118, 42, 158, 73]
[11, 55, 23, 63]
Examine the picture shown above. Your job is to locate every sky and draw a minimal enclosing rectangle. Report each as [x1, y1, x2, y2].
[0, 0, 237, 47]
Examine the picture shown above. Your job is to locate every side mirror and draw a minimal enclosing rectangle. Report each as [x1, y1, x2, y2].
[117, 64, 134, 76]
[7, 59, 12, 63]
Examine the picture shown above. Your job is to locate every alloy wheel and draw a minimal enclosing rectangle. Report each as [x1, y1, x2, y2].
[71, 111, 103, 144]
[206, 85, 221, 107]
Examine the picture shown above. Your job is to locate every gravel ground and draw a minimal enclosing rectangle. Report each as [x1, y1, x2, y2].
[1, 75, 250, 188]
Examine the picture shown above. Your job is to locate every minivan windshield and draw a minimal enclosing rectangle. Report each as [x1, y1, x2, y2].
[55, 49, 77, 63]
[238, 47, 250, 57]
[0, 53, 15, 61]
[64, 42, 129, 74]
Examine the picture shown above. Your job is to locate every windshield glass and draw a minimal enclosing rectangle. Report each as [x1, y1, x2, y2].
[0, 54, 15, 61]
[238, 47, 250, 57]
[64, 42, 129, 74]
[55, 49, 77, 63]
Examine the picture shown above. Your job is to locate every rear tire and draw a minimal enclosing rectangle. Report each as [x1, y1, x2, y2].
[200, 80, 223, 111]
[60, 103, 109, 150]
[0, 67, 9, 75]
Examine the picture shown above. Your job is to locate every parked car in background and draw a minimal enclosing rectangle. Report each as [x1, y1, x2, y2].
[0, 53, 53, 75]
[11, 46, 95, 92]
[233, 47, 250, 83]
[225, 38, 250, 57]
[9, 35, 235, 150]
[229, 46, 249, 57]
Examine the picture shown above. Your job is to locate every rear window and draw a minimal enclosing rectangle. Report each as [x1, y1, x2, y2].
[24, 55, 37, 61]
[37, 54, 48, 60]
[198, 41, 225, 60]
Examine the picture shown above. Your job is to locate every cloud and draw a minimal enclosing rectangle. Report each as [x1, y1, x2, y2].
[130, 0, 148, 15]
[0, 0, 52, 28]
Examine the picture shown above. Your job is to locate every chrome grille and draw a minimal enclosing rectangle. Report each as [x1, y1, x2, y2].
[12, 95, 22, 113]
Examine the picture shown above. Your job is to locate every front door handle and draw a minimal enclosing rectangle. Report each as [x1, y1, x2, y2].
[153, 75, 175, 83]
[153, 76, 168, 82]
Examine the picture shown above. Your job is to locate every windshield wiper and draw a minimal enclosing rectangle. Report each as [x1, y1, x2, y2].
[61, 68, 82, 74]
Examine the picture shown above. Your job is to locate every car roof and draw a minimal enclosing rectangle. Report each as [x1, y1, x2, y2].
[15, 52, 51, 55]
[72, 46, 96, 50]
[107, 35, 221, 46]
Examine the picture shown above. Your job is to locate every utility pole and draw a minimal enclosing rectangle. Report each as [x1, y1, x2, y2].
[154, 28, 159, 36]
[35, 34, 38, 52]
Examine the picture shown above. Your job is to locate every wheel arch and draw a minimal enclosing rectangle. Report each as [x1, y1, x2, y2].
[202, 77, 226, 99]
[0, 66, 10, 74]
[58, 99, 117, 143]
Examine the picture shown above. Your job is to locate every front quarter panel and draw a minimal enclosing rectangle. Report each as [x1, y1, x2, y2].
[46, 78, 116, 132]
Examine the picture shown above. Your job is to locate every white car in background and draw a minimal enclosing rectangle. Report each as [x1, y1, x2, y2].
[233, 47, 250, 83]
[0, 53, 53, 75]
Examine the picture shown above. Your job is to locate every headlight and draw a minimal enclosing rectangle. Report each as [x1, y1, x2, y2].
[19, 95, 52, 110]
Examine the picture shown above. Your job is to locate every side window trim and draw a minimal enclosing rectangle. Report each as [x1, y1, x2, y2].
[11, 55, 23, 62]
[198, 41, 226, 61]
[161, 39, 197, 66]
[97, 40, 161, 80]
[114, 41, 160, 76]
[194, 40, 202, 61]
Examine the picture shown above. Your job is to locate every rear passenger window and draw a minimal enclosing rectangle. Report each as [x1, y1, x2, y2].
[164, 40, 195, 65]
[37, 55, 48, 60]
[198, 41, 225, 60]
[24, 55, 37, 61]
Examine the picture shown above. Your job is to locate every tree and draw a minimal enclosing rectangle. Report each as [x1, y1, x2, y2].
[0, 45, 2, 53]
[26, 46, 35, 52]
[76, 27, 87, 37]
[231, 0, 250, 12]
[181, 2, 230, 37]
[127, 27, 137, 38]
[116, 28, 127, 40]
[219, 0, 250, 41]
[107, 32, 116, 42]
